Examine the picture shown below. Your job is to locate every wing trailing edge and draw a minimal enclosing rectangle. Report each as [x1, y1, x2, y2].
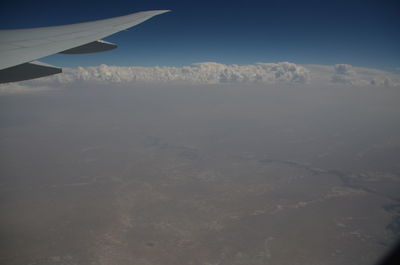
[60, 40, 117, 54]
[0, 61, 61, 84]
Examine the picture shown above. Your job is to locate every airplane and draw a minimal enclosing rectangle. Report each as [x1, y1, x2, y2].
[0, 10, 170, 84]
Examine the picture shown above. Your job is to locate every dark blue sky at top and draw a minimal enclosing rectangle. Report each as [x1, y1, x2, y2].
[0, 0, 399, 70]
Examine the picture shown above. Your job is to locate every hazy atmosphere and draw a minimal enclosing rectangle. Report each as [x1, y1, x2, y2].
[1, 62, 400, 264]
[1, 0, 400, 264]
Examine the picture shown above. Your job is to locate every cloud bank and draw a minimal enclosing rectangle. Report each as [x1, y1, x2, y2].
[309, 64, 399, 87]
[329, 64, 393, 86]
[46, 62, 311, 85]
[1, 62, 399, 95]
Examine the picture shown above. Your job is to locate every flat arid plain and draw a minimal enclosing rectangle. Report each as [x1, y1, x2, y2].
[1, 82, 399, 265]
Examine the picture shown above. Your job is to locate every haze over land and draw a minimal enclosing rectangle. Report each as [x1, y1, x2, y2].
[1, 62, 400, 265]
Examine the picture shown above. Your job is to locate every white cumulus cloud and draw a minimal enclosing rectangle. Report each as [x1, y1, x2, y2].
[325, 64, 399, 86]
[331, 64, 356, 84]
[42, 62, 311, 85]
[334, 64, 355, 75]
[2, 62, 400, 95]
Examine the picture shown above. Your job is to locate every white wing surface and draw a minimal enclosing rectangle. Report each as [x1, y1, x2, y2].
[0, 10, 170, 83]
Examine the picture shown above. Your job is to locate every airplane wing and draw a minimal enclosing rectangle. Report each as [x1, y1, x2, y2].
[0, 10, 170, 83]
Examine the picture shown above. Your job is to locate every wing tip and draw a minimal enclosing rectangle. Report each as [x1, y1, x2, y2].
[139, 9, 171, 16]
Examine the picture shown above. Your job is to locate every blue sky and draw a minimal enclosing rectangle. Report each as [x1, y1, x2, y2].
[0, 0, 399, 70]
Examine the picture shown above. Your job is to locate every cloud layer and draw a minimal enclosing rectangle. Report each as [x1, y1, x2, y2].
[1, 62, 399, 95]
[328, 64, 395, 86]
[47, 62, 311, 85]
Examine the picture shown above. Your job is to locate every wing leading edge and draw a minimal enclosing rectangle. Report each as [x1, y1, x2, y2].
[0, 10, 170, 83]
